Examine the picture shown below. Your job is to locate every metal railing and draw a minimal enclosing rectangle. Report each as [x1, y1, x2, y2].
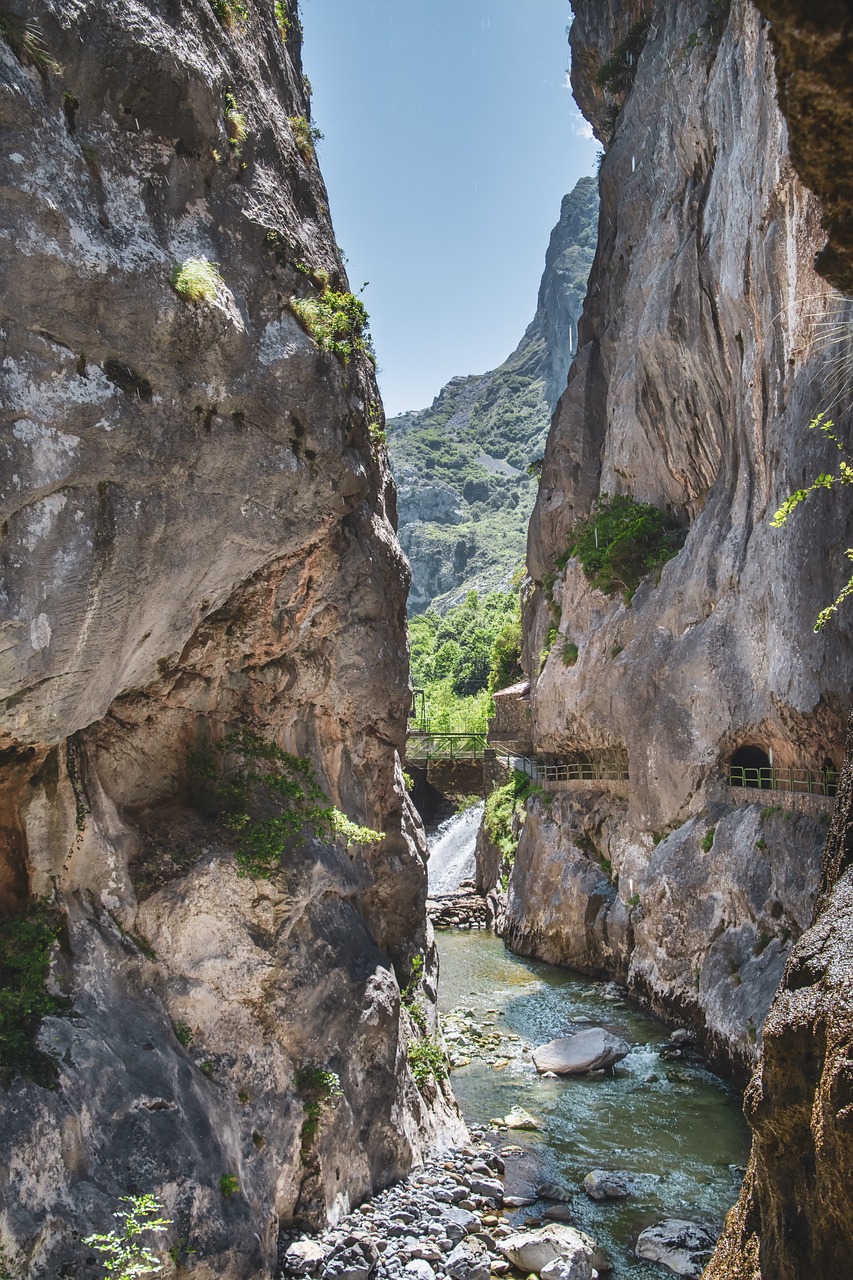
[728, 766, 838, 797]
[492, 751, 629, 785]
[406, 732, 489, 762]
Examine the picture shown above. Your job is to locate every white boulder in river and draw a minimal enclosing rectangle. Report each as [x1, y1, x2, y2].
[532, 1028, 630, 1074]
[498, 1224, 595, 1276]
[635, 1220, 717, 1277]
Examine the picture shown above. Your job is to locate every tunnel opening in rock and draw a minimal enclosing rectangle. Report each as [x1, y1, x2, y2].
[729, 745, 772, 789]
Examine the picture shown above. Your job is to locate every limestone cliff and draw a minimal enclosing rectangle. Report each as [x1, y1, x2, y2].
[704, 2, 853, 1274]
[506, 0, 853, 1080]
[0, 2, 462, 1276]
[388, 178, 598, 614]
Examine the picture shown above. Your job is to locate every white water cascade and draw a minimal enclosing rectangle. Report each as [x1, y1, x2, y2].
[427, 803, 485, 895]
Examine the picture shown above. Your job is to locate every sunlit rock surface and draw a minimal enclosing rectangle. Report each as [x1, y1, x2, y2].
[0, 2, 463, 1275]
[509, 0, 853, 1075]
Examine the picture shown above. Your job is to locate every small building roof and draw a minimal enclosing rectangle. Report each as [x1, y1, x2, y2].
[492, 679, 530, 698]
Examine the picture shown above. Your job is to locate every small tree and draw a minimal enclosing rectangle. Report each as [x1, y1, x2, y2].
[771, 413, 853, 629]
[83, 1195, 170, 1279]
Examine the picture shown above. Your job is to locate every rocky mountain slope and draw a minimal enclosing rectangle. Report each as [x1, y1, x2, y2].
[388, 178, 598, 614]
[0, 3, 462, 1276]
[503, 0, 853, 1087]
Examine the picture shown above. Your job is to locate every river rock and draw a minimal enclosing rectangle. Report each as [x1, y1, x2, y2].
[446, 1238, 492, 1280]
[532, 1030, 630, 1075]
[469, 1176, 504, 1200]
[635, 1220, 717, 1277]
[540, 1256, 593, 1280]
[404, 1263, 436, 1280]
[498, 1224, 595, 1274]
[502, 1106, 542, 1129]
[542, 1206, 575, 1223]
[442, 1207, 481, 1243]
[582, 1170, 632, 1200]
[286, 1240, 330, 1274]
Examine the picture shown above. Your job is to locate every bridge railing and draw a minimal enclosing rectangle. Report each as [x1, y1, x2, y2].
[728, 765, 838, 796]
[406, 732, 489, 762]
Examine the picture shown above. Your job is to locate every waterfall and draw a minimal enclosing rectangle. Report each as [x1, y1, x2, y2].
[427, 803, 485, 895]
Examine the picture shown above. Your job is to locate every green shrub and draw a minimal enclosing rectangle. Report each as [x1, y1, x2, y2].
[484, 770, 535, 887]
[626, 893, 640, 907]
[84, 1194, 170, 1280]
[562, 640, 579, 666]
[296, 1067, 343, 1153]
[219, 1174, 239, 1197]
[408, 1037, 447, 1092]
[287, 114, 323, 159]
[173, 1020, 193, 1048]
[558, 493, 685, 596]
[700, 827, 715, 852]
[291, 288, 370, 362]
[209, 0, 248, 28]
[171, 257, 222, 303]
[223, 92, 247, 148]
[274, 0, 289, 37]
[189, 729, 383, 879]
[401, 955, 426, 1032]
[0, 901, 63, 1086]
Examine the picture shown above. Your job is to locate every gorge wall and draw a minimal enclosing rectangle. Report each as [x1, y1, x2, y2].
[705, 3, 853, 1275]
[505, 0, 853, 1084]
[389, 178, 598, 614]
[0, 2, 462, 1276]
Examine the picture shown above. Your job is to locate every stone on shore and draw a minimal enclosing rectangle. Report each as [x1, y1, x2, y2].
[497, 1224, 595, 1274]
[446, 1237, 492, 1280]
[532, 1030, 630, 1075]
[635, 1220, 717, 1277]
[286, 1240, 330, 1275]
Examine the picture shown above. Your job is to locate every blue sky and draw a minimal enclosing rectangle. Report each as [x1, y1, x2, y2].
[300, 0, 598, 417]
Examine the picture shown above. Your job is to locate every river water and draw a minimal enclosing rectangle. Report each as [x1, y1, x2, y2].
[429, 811, 749, 1279]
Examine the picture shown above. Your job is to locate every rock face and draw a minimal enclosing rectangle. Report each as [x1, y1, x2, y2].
[389, 178, 598, 614]
[635, 1219, 717, 1278]
[0, 2, 463, 1275]
[507, 0, 853, 1075]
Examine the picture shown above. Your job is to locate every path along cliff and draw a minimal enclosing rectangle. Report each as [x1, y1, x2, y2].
[0, 2, 462, 1276]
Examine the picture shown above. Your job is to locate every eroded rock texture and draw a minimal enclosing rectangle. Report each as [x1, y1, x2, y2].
[0, 2, 462, 1275]
[704, 4, 853, 1274]
[705, 722, 853, 1278]
[509, 0, 853, 1073]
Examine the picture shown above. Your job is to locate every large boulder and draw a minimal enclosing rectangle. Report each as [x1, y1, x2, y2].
[498, 1224, 595, 1275]
[635, 1220, 717, 1278]
[532, 1029, 630, 1075]
[582, 1169, 632, 1200]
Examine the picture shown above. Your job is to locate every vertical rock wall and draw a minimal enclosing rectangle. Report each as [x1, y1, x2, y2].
[705, 3, 853, 1274]
[508, 0, 853, 1077]
[0, 2, 462, 1276]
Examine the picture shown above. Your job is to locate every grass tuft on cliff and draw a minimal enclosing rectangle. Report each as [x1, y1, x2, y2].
[291, 286, 371, 362]
[558, 493, 686, 597]
[171, 257, 222, 303]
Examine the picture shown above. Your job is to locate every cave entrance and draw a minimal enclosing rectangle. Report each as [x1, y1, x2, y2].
[729, 745, 772, 790]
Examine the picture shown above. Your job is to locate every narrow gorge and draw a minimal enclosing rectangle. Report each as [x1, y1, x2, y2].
[1, 1, 852, 1280]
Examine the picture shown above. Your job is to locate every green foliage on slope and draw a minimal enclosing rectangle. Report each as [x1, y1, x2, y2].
[559, 493, 686, 598]
[410, 590, 522, 730]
